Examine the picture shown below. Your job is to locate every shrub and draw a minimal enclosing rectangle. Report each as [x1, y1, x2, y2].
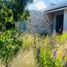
[35, 34, 67, 67]
[0, 30, 22, 67]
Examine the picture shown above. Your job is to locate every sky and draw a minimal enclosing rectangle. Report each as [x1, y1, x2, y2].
[28, 0, 67, 11]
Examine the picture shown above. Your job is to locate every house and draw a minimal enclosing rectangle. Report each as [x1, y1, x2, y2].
[17, 1, 67, 35]
[28, 10, 56, 35]
[29, 10, 48, 35]
[17, 11, 48, 35]
[44, 1, 67, 34]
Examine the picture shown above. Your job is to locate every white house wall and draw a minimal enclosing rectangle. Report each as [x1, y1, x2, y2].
[28, 11, 53, 35]
[64, 9, 67, 32]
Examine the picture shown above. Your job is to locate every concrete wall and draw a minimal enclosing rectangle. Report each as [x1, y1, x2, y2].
[28, 11, 54, 35]
[64, 9, 67, 32]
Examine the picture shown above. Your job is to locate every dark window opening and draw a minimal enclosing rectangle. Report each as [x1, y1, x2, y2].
[56, 15, 63, 34]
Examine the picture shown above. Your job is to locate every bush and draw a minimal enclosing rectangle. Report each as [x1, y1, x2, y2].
[35, 34, 67, 67]
[17, 33, 67, 67]
[0, 32, 66, 67]
[0, 30, 22, 67]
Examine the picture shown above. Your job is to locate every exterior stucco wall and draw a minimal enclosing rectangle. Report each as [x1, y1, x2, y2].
[64, 9, 67, 32]
[28, 11, 54, 35]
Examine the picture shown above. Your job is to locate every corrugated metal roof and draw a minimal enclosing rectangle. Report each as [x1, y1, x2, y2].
[44, 1, 67, 12]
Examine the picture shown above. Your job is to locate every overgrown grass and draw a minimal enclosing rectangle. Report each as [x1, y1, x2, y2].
[35, 34, 67, 67]
[21, 33, 67, 67]
[0, 33, 67, 67]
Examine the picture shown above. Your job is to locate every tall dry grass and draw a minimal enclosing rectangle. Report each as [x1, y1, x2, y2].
[0, 33, 67, 67]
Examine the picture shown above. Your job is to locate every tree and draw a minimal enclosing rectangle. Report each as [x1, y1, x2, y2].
[0, 0, 33, 67]
[0, 30, 22, 67]
[0, 0, 33, 31]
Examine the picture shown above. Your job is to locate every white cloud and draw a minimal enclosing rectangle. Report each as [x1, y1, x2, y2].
[35, 1, 47, 10]
[34, 0, 37, 2]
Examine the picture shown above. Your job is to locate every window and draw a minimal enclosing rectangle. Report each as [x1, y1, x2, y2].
[20, 21, 27, 32]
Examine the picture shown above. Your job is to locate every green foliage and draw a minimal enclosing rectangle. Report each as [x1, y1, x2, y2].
[36, 37, 56, 67]
[0, 0, 32, 31]
[0, 0, 33, 67]
[34, 34, 67, 67]
[17, 33, 67, 67]
[21, 10, 30, 21]
[8, 0, 33, 21]
[0, 1, 14, 31]
[0, 33, 66, 67]
[0, 30, 22, 66]
[20, 33, 34, 49]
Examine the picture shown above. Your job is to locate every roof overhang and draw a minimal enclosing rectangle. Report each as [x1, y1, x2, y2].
[44, 6, 67, 13]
